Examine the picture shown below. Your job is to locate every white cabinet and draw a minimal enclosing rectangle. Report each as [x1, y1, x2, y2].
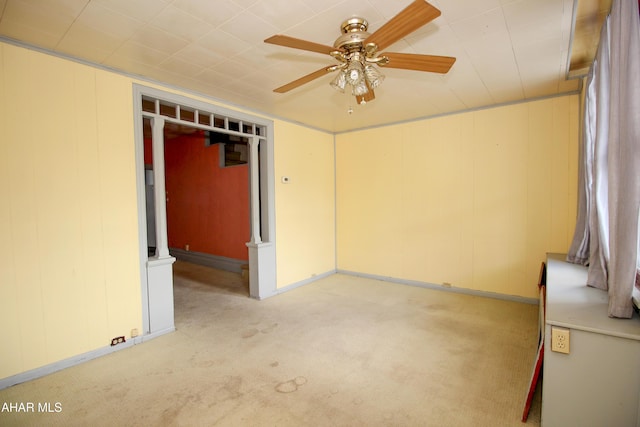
[542, 254, 640, 427]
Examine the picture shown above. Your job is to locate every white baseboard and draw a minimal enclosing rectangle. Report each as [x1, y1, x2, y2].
[337, 269, 539, 305]
[0, 328, 174, 390]
[263, 268, 537, 305]
[169, 248, 246, 273]
[268, 269, 337, 298]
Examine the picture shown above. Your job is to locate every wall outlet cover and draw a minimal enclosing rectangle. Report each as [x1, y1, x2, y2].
[110, 336, 126, 346]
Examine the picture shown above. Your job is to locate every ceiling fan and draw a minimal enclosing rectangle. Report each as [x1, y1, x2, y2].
[264, 0, 456, 105]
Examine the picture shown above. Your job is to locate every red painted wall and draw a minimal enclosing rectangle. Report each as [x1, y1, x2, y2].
[160, 132, 249, 261]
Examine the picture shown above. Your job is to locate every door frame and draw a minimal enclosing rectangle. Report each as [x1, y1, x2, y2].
[132, 84, 277, 337]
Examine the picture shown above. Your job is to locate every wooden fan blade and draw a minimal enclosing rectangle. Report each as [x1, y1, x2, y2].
[265, 35, 337, 55]
[381, 52, 456, 73]
[365, 0, 441, 51]
[274, 67, 334, 93]
[356, 81, 375, 104]
[356, 89, 375, 104]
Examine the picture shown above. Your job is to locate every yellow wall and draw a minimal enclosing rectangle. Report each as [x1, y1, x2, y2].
[336, 95, 579, 299]
[0, 43, 142, 378]
[0, 41, 336, 380]
[0, 39, 580, 381]
[274, 121, 336, 287]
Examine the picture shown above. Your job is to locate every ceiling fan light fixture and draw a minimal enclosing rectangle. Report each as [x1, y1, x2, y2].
[364, 64, 385, 88]
[352, 79, 369, 96]
[330, 70, 347, 92]
[266, 0, 456, 105]
[345, 60, 364, 86]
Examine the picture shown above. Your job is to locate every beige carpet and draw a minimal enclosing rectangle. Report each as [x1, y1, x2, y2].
[0, 261, 542, 426]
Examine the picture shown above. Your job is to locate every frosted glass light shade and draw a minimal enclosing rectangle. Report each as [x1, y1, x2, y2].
[330, 71, 347, 92]
[352, 80, 369, 96]
[345, 60, 364, 86]
[364, 65, 385, 88]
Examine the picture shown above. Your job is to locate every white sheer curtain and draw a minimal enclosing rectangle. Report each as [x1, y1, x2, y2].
[567, 0, 640, 318]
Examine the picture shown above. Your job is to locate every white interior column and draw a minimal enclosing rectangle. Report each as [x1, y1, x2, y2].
[248, 136, 262, 244]
[151, 116, 170, 258]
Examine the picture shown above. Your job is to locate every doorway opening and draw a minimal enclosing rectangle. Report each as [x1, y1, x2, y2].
[133, 85, 277, 338]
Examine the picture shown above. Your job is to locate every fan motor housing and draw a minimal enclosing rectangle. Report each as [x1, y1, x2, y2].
[333, 17, 370, 52]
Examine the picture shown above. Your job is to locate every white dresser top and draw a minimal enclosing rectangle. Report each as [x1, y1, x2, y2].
[545, 253, 640, 340]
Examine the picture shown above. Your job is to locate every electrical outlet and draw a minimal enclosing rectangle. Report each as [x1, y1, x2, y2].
[551, 327, 570, 354]
[110, 336, 126, 346]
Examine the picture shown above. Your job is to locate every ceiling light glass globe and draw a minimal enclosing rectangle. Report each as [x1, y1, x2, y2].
[345, 61, 364, 86]
[330, 71, 347, 92]
[352, 80, 369, 96]
[364, 65, 385, 88]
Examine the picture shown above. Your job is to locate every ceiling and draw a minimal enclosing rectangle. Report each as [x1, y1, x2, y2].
[0, 0, 608, 133]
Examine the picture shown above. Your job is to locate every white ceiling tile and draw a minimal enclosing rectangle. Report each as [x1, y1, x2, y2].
[235, 48, 329, 88]
[107, 40, 169, 67]
[0, 18, 59, 50]
[152, 4, 214, 42]
[55, 36, 114, 64]
[130, 25, 190, 56]
[406, 23, 460, 55]
[503, 0, 563, 29]
[210, 58, 256, 79]
[93, 0, 170, 23]
[223, 76, 273, 98]
[57, 21, 122, 62]
[75, 2, 143, 40]
[159, 56, 205, 78]
[462, 29, 513, 61]
[25, 0, 89, 18]
[402, 16, 455, 50]
[509, 21, 562, 51]
[235, 45, 295, 68]
[240, 70, 277, 89]
[196, 29, 252, 58]
[263, 60, 330, 91]
[441, 52, 494, 108]
[172, 44, 227, 69]
[516, 50, 564, 91]
[298, 0, 346, 14]
[241, 69, 295, 93]
[449, 7, 508, 42]
[196, 67, 232, 85]
[218, 10, 280, 45]
[419, 84, 467, 114]
[145, 68, 191, 87]
[172, 0, 243, 27]
[504, 0, 566, 50]
[449, 86, 494, 110]
[513, 34, 564, 66]
[105, 54, 160, 76]
[367, 0, 424, 20]
[437, 0, 502, 24]
[248, 0, 315, 31]
[461, 33, 524, 102]
[230, 0, 260, 9]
